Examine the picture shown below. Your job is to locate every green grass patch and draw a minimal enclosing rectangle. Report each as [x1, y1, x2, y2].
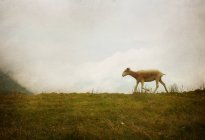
[0, 92, 205, 139]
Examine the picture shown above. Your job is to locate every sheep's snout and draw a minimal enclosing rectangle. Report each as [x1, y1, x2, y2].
[122, 72, 127, 77]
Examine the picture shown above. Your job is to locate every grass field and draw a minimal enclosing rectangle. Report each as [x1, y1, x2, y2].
[0, 92, 205, 140]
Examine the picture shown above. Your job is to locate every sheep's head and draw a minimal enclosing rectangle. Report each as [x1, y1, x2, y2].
[122, 68, 130, 77]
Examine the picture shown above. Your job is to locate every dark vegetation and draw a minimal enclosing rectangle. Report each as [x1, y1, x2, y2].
[0, 71, 30, 94]
[0, 91, 205, 140]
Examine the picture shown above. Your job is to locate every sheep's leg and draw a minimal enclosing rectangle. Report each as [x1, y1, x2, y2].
[141, 80, 144, 93]
[159, 79, 168, 93]
[153, 80, 159, 93]
[134, 81, 139, 93]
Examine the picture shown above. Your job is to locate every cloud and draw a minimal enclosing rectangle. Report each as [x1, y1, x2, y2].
[1, 45, 203, 93]
[0, 0, 205, 93]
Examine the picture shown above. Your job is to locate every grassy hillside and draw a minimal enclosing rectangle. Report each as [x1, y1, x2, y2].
[0, 92, 205, 140]
[0, 71, 30, 94]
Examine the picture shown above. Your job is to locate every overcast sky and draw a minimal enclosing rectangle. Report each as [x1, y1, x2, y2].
[0, 0, 205, 93]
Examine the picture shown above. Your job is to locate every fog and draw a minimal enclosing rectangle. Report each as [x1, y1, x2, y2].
[0, 0, 205, 93]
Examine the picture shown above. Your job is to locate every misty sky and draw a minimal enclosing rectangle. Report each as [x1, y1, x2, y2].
[0, 0, 205, 93]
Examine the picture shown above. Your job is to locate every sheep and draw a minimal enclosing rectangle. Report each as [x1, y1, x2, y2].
[142, 87, 152, 93]
[122, 68, 168, 93]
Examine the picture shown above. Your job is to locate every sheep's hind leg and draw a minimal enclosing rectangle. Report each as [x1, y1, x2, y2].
[153, 80, 159, 93]
[141, 81, 144, 93]
[159, 79, 168, 93]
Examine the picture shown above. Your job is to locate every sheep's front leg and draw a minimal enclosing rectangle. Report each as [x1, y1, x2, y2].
[141, 80, 144, 93]
[134, 81, 139, 93]
[153, 79, 159, 93]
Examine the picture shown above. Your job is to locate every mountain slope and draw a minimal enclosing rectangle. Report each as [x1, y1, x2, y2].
[0, 71, 30, 94]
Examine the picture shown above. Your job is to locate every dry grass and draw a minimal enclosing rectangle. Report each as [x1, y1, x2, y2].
[0, 92, 205, 140]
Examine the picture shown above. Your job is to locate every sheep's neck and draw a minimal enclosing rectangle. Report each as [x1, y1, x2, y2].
[128, 71, 138, 79]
